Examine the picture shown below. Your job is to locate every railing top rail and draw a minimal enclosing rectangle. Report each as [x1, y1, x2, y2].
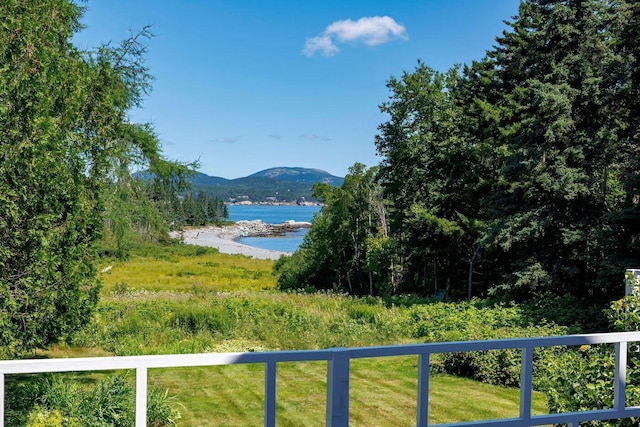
[1, 331, 639, 375]
[0, 348, 334, 374]
[348, 330, 640, 359]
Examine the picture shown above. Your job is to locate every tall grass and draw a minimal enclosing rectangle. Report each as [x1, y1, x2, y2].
[5, 373, 179, 427]
[99, 242, 277, 294]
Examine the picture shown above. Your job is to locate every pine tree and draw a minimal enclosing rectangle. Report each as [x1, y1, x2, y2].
[486, 0, 624, 300]
[608, 1, 640, 279]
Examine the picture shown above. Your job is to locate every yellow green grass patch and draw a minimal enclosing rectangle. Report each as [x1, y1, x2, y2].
[99, 243, 277, 294]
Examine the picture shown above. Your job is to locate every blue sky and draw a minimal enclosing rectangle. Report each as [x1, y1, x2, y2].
[74, 0, 521, 179]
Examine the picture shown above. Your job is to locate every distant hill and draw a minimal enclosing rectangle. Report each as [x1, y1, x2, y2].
[248, 167, 343, 186]
[147, 167, 344, 203]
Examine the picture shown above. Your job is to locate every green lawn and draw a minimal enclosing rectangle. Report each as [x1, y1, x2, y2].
[146, 358, 549, 426]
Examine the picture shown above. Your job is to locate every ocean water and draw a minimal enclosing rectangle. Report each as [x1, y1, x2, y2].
[227, 204, 321, 253]
[227, 204, 321, 224]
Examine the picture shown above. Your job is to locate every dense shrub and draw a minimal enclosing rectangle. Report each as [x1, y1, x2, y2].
[6, 374, 180, 427]
[534, 276, 640, 426]
[442, 348, 523, 387]
[401, 300, 568, 387]
[26, 408, 75, 427]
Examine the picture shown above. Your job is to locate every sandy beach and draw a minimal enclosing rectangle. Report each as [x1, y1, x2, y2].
[169, 225, 291, 260]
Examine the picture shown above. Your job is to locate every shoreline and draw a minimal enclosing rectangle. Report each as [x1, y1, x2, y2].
[169, 220, 310, 260]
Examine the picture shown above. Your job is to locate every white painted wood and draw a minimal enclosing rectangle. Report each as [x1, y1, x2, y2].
[136, 367, 147, 427]
[0, 373, 4, 427]
[615, 341, 628, 411]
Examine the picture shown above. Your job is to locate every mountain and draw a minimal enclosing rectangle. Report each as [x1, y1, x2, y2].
[248, 167, 343, 186]
[188, 171, 230, 186]
[186, 167, 344, 203]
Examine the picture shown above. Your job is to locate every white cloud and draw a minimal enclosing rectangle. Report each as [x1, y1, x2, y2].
[300, 133, 331, 141]
[303, 35, 340, 57]
[210, 137, 240, 144]
[303, 16, 408, 57]
[268, 134, 282, 140]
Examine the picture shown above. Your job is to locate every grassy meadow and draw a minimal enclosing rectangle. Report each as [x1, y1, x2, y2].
[11, 242, 562, 426]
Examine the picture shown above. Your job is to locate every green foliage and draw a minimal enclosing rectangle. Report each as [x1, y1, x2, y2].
[26, 408, 77, 427]
[403, 300, 568, 387]
[519, 292, 609, 333]
[272, 251, 316, 292]
[147, 388, 182, 427]
[68, 271, 567, 360]
[536, 344, 640, 426]
[535, 276, 640, 426]
[442, 348, 523, 387]
[274, 164, 392, 296]
[0, 0, 104, 355]
[375, 63, 490, 298]
[169, 189, 228, 228]
[29, 242, 572, 424]
[0, 0, 189, 354]
[481, 0, 631, 301]
[6, 374, 179, 427]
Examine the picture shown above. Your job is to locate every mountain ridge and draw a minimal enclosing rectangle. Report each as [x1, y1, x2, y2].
[191, 167, 343, 185]
[184, 167, 344, 202]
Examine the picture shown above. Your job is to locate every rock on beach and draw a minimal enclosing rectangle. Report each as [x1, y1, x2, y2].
[169, 220, 310, 260]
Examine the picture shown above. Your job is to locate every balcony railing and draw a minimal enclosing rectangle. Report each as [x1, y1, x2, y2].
[2, 331, 640, 426]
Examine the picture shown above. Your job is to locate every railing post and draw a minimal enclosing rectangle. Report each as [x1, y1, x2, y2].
[519, 346, 533, 421]
[1, 373, 4, 427]
[264, 361, 276, 427]
[416, 353, 430, 426]
[136, 367, 148, 427]
[326, 348, 350, 427]
[615, 341, 628, 412]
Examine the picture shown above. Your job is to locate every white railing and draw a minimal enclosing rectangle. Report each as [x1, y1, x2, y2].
[2, 332, 640, 426]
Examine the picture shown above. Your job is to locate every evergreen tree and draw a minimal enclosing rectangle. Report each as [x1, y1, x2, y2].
[609, 1, 640, 281]
[0, 0, 179, 353]
[486, 0, 625, 300]
[181, 192, 196, 226]
[193, 189, 208, 226]
[207, 195, 228, 222]
[274, 0, 640, 303]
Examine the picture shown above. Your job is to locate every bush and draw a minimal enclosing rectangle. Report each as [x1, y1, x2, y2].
[401, 301, 568, 387]
[534, 275, 640, 426]
[442, 348, 523, 387]
[273, 251, 314, 291]
[148, 389, 182, 427]
[7, 374, 180, 427]
[26, 408, 79, 427]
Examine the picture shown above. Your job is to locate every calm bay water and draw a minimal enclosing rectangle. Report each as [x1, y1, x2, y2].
[227, 204, 321, 253]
